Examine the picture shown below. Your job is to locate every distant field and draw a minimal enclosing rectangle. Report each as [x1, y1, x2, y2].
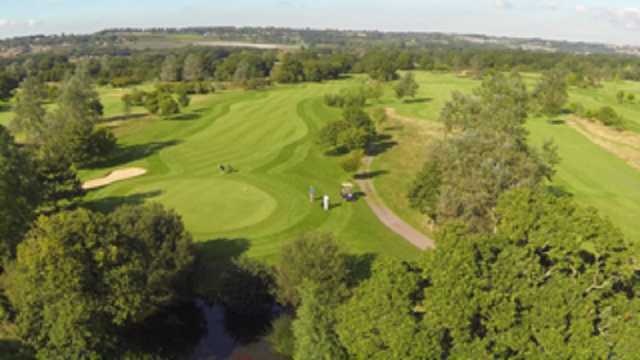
[124, 32, 300, 50]
[191, 41, 297, 50]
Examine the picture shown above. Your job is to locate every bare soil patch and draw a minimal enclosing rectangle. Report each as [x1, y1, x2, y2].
[83, 167, 147, 190]
[567, 117, 640, 171]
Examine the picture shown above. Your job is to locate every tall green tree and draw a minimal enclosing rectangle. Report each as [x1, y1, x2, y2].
[440, 72, 529, 139]
[182, 53, 204, 82]
[34, 154, 84, 215]
[0, 126, 40, 266]
[274, 233, 350, 307]
[7, 204, 194, 358]
[271, 54, 304, 83]
[39, 67, 110, 165]
[362, 51, 399, 81]
[335, 258, 437, 360]
[411, 73, 555, 231]
[394, 72, 419, 101]
[10, 76, 47, 143]
[0, 71, 19, 100]
[532, 70, 569, 117]
[160, 55, 181, 82]
[292, 281, 348, 360]
[419, 187, 640, 358]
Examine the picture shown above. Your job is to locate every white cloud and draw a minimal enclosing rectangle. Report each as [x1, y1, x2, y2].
[0, 19, 18, 28]
[540, 0, 559, 11]
[605, 7, 640, 30]
[0, 19, 41, 29]
[495, 0, 513, 10]
[577, 5, 640, 31]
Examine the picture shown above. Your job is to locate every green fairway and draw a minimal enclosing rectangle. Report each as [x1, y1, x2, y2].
[528, 118, 640, 241]
[370, 72, 640, 242]
[82, 82, 419, 265]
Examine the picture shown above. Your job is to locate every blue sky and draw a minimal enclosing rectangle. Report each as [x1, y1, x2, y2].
[1, 0, 640, 45]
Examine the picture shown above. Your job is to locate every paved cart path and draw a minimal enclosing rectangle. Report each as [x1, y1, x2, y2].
[356, 156, 436, 250]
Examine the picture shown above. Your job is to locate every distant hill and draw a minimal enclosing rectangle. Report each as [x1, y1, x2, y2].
[2, 26, 640, 58]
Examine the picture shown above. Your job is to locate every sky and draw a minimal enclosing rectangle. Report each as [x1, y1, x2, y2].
[1, 0, 640, 46]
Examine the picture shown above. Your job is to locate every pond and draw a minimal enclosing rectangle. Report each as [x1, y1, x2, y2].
[126, 299, 283, 360]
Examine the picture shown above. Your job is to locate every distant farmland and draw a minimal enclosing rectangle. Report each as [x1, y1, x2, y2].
[191, 40, 298, 50]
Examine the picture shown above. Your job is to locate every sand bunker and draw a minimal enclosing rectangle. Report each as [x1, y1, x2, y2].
[83, 168, 147, 190]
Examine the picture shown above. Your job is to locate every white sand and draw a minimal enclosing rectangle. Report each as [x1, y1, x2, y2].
[83, 168, 147, 190]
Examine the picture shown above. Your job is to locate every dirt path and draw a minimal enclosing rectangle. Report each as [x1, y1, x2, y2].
[83, 167, 147, 190]
[357, 156, 436, 251]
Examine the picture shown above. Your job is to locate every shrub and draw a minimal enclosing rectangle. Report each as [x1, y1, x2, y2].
[337, 127, 369, 151]
[110, 76, 141, 88]
[87, 128, 117, 162]
[567, 102, 585, 116]
[129, 89, 147, 106]
[159, 96, 180, 117]
[267, 314, 295, 358]
[177, 92, 191, 108]
[144, 93, 160, 114]
[370, 108, 388, 126]
[324, 94, 344, 107]
[340, 150, 364, 173]
[595, 106, 625, 130]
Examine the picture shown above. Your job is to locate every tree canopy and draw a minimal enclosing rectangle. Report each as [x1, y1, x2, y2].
[274, 233, 350, 307]
[6, 204, 194, 358]
[410, 73, 557, 231]
[532, 70, 569, 117]
[0, 126, 40, 266]
[394, 72, 419, 100]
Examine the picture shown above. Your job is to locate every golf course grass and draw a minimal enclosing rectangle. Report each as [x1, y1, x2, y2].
[81, 81, 419, 269]
[1, 70, 639, 261]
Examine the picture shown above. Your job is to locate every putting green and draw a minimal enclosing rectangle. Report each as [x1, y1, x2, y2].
[131, 179, 278, 234]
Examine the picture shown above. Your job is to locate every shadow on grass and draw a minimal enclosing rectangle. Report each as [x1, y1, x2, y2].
[403, 97, 433, 104]
[86, 140, 181, 169]
[548, 119, 566, 125]
[384, 125, 405, 132]
[548, 185, 574, 198]
[83, 190, 163, 213]
[0, 103, 11, 112]
[366, 134, 398, 157]
[324, 146, 350, 157]
[168, 112, 201, 121]
[354, 170, 389, 180]
[100, 113, 147, 123]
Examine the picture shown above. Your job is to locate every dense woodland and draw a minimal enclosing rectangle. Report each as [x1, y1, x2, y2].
[0, 28, 639, 359]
